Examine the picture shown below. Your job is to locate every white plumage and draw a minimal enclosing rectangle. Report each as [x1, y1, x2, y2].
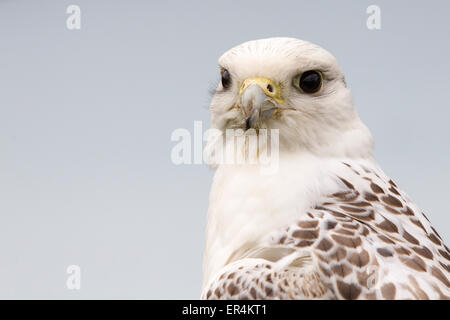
[202, 38, 449, 299]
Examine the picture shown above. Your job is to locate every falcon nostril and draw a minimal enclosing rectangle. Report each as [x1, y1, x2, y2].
[267, 84, 274, 93]
[245, 117, 251, 130]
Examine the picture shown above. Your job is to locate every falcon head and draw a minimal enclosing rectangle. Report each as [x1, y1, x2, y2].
[209, 38, 373, 158]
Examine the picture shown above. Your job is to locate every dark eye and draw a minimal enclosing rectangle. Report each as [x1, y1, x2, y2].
[296, 70, 322, 94]
[221, 69, 231, 89]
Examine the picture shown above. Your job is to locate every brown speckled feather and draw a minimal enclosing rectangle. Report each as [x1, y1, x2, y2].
[202, 161, 450, 300]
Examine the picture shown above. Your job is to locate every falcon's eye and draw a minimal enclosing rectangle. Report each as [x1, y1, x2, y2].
[295, 70, 323, 94]
[221, 69, 231, 89]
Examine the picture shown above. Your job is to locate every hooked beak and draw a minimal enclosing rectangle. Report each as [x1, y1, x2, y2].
[238, 78, 286, 130]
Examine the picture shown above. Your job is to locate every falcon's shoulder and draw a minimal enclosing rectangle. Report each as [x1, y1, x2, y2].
[203, 161, 450, 300]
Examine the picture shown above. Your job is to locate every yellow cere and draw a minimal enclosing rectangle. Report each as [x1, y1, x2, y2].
[239, 77, 286, 105]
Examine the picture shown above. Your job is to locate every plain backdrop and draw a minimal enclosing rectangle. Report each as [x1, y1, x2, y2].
[0, 0, 449, 299]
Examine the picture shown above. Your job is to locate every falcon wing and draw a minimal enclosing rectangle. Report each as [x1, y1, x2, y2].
[202, 161, 450, 300]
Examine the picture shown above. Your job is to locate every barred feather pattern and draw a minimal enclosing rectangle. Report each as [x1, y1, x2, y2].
[202, 161, 450, 300]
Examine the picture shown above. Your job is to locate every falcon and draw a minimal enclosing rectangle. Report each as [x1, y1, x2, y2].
[201, 37, 450, 300]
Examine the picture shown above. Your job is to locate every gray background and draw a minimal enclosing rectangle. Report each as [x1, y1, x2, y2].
[0, 0, 448, 299]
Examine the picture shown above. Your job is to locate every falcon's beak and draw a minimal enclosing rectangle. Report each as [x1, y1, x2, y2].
[238, 78, 286, 130]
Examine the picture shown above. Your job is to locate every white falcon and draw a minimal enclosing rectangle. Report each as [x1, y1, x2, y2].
[201, 37, 449, 300]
